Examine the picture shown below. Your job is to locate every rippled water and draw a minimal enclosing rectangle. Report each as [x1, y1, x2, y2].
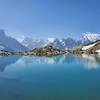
[0, 54, 100, 100]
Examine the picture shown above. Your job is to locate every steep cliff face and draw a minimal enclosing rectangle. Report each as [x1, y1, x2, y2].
[0, 30, 28, 51]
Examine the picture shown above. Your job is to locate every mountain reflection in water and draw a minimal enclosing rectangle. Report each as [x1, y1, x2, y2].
[17, 54, 100, 66]
[0, 54, 100, 72]
[0, 56, 21, 72]
[17, 54, 76, 64]
[81, 54, 100, 70]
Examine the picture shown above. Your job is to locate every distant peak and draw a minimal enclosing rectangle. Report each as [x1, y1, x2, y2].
[47, 38, 55, 43]
[81, 32, 100, 43]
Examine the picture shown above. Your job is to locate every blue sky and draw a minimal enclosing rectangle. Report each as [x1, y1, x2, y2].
[0, 0, 100, 40]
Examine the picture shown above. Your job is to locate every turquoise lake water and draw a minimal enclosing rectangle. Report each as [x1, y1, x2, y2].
[0, 54, 100, 100]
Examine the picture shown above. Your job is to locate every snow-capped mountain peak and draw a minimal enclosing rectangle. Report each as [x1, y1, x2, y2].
[47, 38, 55, 43]
[81, 32, 100, 43]
[21, 36, 77, 50]
[21, 37, 46, 49]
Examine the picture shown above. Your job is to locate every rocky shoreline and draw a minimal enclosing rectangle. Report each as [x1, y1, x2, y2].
[72, 40, 100, 55]
[0, 46, 68, 56]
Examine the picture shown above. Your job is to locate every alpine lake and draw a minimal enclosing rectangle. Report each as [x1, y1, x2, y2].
[0, 54, 100, 100]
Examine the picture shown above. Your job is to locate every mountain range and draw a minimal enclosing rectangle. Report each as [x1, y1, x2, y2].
[0, 29, 100, 51]
[21, 37, 77, 50]
[21, 32, 100, 50]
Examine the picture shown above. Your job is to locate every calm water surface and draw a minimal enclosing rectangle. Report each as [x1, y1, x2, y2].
[0, 54, 100, 100]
